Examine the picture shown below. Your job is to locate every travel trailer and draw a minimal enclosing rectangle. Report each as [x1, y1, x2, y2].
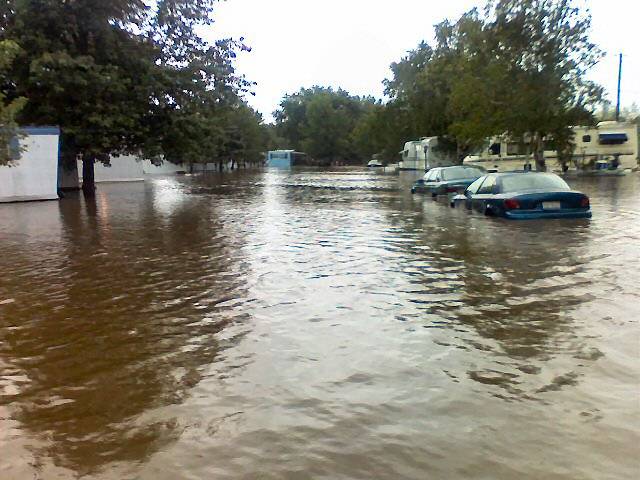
[399, 141, 425, 171]
[463, 121, 639, 174]
[399, 137, 457, 171]
[421, 137, 457, 170]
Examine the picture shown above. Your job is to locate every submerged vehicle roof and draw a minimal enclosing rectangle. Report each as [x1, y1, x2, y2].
[432, 165, 483, 170]
[486, 171, 563, 177]
[489, 171, 572, 192]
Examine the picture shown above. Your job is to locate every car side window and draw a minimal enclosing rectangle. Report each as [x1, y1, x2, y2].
[466, 176, 485, 195]
[477, 175, 497, 194]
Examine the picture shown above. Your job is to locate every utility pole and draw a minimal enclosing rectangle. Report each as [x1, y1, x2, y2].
[615, 53, 622, 122]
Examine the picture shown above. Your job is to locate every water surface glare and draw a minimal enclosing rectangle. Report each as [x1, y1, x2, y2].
[0, 169, 638, 479]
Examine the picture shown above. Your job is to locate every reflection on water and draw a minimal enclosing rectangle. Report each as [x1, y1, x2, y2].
[0, 170, 638, 479]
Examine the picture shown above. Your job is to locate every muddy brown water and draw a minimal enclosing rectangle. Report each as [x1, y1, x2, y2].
[0, 169, 638, 479]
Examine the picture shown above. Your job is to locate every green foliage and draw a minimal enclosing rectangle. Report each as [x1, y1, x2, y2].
[274, 87, 377, 164]
[0, 0, 265, 180]
[351, 102, 410, 161]
[371, 0, 604, 165]
[0, 39, 26, 166]
[446, 0, 603, 167]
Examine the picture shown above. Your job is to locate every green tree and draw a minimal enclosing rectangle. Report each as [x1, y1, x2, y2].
[351, 101, 409, 162]
[274, 87, 376, 165]
[1, 0, 257, 192]
[384, 41, 451, 140]
[378, 39, 464, 162]
[226, 103, 269, 168]
[372, 0, 602, 167]
[2, 0, 162, 192]
[446, 0, 603, 170]
[0, 39, 26, 166]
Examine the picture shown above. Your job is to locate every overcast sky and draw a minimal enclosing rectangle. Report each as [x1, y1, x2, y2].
[209, 0, 640, 122]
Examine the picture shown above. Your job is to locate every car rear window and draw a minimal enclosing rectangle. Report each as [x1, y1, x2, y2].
[500, 174, 570, 193]
[442, 167, 483, 181]
[423, 169, 439, 181]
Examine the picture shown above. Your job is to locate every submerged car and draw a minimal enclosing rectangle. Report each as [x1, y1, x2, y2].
[411, 166, 485, 196]
[451, 171, 592, 219]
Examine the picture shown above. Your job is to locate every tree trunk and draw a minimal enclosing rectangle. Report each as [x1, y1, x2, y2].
[82, 155, 96, 196]
[534, 133, 546, 172]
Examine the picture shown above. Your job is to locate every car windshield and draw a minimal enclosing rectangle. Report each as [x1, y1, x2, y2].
[442, 167, 483, 181]
[500, 174, 570, 193]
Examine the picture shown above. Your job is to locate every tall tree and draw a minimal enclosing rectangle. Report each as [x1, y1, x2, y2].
[2, 0, 161, 192]
[0, 39, 26, 165]
[274, 87, 376, 165]
[447, 0, 603, 169]
[372, 0, 603, 166]
[1, 0, 257, 193]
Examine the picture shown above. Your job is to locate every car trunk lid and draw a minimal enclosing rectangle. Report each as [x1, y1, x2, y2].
[507, 191, 589, 210]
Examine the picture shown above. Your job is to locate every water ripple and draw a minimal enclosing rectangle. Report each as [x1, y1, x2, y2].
[0, 170, 638, 479]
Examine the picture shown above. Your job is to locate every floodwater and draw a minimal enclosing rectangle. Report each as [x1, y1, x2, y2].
[0, 169, 638, 480]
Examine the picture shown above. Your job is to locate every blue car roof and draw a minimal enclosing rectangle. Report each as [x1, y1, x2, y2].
[488, 171, 556, 177]
[436, 165, 482, 170]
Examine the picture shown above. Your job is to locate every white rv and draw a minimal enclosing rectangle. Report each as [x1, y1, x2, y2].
[400, 137, 457, 171]
[463, 121, 639, 174]
[421, 136, 456, 170]
[399, 140, 425, 171]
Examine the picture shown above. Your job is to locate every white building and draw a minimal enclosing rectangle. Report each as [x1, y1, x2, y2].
[74, 156, 225, 185]
[0, 127, 60, 203]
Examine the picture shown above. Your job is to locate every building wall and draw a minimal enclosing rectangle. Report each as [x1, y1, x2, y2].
[143, 160, 186, 175]
[78, 155, 145, 182]
[76, 156, 227, 183]
[0, 127, 60, 203]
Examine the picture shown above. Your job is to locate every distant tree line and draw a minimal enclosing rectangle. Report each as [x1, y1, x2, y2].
[0, 0, 269, 192]
[274, 0, 604, 170]
[270, 87, 380, 166]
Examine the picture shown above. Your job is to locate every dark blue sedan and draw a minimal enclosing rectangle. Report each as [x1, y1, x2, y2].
[411, 166, 485, 196]
[451, 172, 592, 219]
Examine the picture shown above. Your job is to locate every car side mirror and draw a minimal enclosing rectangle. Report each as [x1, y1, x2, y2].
[416, 179, 425, 184]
